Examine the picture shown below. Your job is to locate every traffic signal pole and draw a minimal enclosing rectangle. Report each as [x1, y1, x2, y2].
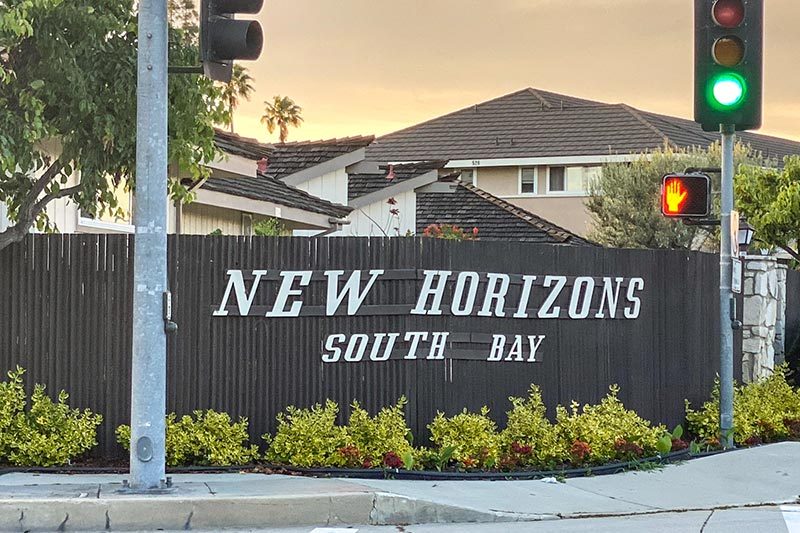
[719, 124, 736, 450]
[130, 0, 169, 490]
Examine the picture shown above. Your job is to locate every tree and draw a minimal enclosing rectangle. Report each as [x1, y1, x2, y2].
[0, 0, 226, 251]
[220, 65, 255, 133]
[586, 143, 769, 250]
[736, 156, 800, 262]
[261, 95, 303, 143]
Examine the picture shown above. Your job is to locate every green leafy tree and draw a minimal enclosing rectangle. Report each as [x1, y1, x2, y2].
[587, 143, 769, 250]
[0, 0, 226, 251]
[220, 65, 255, 133]
[735, 156, 800, 262]
[261, 95, 303, 143]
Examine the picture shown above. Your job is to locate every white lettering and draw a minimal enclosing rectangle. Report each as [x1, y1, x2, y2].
[624, 278, 645, 319]
[538, 275, 566, 319]
[369, 333, 399, 362]
[404, 331, 429, 359]
[488, 334, 505, 361]
[478, 273, 510, 317]
[411, 271, 452, 315]
[213, 270, 267, 316]
[505, 335, 524, 361]
[513, 275, 537, 318]
[568, 277, 595, 319]
[266, 271, 312, 317]
[427, 332, 449, 360]
[322, 334, 346, 363]
[325, 270, 385, 316]
[451, 272, 480, 316]
[344, 334, 370, 362]
[527, 335, 545, 362]
[595, 277, 623, 319]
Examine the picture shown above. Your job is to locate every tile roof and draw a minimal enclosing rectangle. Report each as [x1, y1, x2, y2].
[263, 136, 375, 181]
[348, 161, 447, 201]
[201, 175, 352, 219]
[214, 130, 273, 160]
[416, 180, 593, 246]
[366, 88, 800, 164]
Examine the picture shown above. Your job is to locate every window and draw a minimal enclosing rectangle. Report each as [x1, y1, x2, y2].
[520, 168, 537, 194]
[459, 169, 475, 185]
[547, 166, 601, 194]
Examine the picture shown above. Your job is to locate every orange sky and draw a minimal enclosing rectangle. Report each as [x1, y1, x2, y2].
[231, 0, 800, 144]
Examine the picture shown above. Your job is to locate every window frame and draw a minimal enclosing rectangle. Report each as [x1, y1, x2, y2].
[518, 167, 538, 195]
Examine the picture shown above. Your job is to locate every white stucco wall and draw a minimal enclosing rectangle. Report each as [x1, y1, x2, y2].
[344, 189, 416, 237]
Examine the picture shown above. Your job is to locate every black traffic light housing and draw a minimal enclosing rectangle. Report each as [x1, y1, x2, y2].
[200, 0, 264, 83]
[661, 174, 711, 218]
[694, 0, 763, 132]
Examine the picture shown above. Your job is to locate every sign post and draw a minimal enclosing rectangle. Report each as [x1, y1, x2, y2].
[719, 124, 736, 449]
[129, 0, 169, 490]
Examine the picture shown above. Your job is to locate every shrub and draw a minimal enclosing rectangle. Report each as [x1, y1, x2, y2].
[264, 400, 349, 467]
[555, 385, 663, 465]
[0, 367, 102, 467]
[500, 385, 565, 468]
[686, 365, 800, 445]
[346, 397, 414, 467]
[421, 224, 479, 241]
[117, 410, 258, 467]
[428, 407, 501, 469]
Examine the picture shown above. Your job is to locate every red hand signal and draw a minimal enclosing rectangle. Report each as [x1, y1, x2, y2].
[665, 179, 689, 214]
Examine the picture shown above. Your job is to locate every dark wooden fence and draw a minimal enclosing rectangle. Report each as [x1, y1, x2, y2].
[0, 235, 739, 457]
[786, 269, 800, 367]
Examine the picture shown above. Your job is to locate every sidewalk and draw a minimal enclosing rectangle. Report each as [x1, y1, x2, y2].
[0, 442, 798, 531]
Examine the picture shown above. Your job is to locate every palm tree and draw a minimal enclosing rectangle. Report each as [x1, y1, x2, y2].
[261, 96, 303, 143]
[221, 65, 255, 133]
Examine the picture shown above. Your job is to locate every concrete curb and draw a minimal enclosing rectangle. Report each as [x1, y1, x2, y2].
[0, 492, 376, 531]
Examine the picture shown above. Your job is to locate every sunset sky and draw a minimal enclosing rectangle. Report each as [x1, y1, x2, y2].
[231, 0, 800, 144]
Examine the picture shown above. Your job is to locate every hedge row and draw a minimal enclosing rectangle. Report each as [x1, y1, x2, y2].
[1, 365, 799, 469]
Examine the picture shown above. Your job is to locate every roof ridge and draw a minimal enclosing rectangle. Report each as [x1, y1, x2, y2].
[618, 104, 673, 148]
[273, 135, 375, 148]
[525, 88, 553, 109]
[458, 182, 585, 244]
[373, 88, 544, 143]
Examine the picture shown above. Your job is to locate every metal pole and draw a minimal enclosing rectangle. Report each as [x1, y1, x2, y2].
[719, 124, 736, 450]
[130, 0, 169, 489]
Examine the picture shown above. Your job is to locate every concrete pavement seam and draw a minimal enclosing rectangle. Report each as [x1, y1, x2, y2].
[699, 509, 714, 532]
[556, 499, 800, 521]
[563, 482, 662, 512]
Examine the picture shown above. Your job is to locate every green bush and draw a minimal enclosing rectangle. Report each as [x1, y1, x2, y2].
[686, 365, 800, 445]
[555, 385, 663, 465]
[347, 397, 414, 468]
[428, 407, 501, 469]
[500, 385, 565, 468]
[0, 367, 102, 466]
[117, 410, 259, 467]
[264, 400, 349, 467]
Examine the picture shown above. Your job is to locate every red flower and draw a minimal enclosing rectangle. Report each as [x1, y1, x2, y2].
[510, 441, 532, 455]
[383, 451, 403, 469]
[386, 165, 396, 181]
[472, 227, 479, 236]
[387, 197, 398, 205]
[389, 208, 400, 216]
[570, 440, 592, 463]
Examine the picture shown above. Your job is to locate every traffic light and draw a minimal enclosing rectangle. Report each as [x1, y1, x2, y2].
[200, 0, 264, 83]
[661, 174, 711, 218]
[694, 0, 763, 131]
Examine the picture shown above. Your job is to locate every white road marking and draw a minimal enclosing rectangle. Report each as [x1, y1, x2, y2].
[310, 529, 358, 533]
[782, 505, 800, 533]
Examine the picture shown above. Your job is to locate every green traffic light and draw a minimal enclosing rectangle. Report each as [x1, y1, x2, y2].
[709, 73, 747, 109]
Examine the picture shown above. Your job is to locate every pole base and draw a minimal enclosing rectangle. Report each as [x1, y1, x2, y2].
[117, 477, 176, 495]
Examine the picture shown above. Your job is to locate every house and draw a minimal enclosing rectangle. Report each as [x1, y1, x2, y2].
[365, 88, 800, 235]
[0, 132, 358, 237]
[249, 137, 589, 245]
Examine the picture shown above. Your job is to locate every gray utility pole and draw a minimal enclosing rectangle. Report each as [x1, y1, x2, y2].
[130, 0, 169, 490]
[719, 124, 735, 450]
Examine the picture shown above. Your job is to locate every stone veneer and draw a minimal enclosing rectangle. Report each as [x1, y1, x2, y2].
[741, 256, 788, 382]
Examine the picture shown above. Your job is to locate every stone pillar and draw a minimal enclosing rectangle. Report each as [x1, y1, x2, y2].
[775, 264, 788, 365]
[741, 256, 783, 382]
